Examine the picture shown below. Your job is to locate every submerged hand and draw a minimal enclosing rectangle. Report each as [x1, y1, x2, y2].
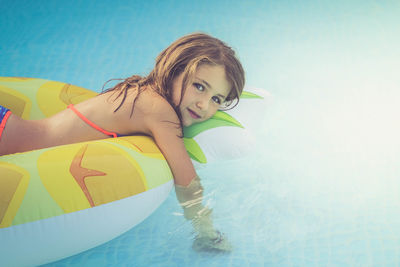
[175, 176, 232, 252]
[191, 210, 232, 253]
[192, 231, 232, 253]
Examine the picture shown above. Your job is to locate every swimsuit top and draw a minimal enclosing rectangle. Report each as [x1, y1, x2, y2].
[67, 104, 121, 138]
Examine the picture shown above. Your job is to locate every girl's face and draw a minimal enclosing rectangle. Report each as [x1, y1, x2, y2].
[172, 64, 231, 127]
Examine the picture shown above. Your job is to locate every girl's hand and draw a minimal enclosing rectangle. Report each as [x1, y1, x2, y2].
[175, 176, 232, 252]
[193, 231, 232, 253]
[191, 213, 232, 253]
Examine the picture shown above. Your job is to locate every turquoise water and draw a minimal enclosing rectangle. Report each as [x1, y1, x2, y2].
[1, 0, 400, 266]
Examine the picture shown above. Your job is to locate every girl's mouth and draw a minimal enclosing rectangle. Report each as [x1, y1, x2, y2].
[187, 108, 201, 119]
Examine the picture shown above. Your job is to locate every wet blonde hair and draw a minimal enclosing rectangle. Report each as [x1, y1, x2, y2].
[104, 33, 245, 122]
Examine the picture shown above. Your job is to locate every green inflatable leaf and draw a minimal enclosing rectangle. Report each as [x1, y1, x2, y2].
[212, 110, 241, 123]
[184, 111, 243, 138]
[182, 91, 264, 162]
[184, 138, 207, 163]
[241, 91, 263, 99]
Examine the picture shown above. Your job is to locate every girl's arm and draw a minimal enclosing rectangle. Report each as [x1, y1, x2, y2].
[147, 100, 197, 186]
[150, 119, 231, 251]
[152, 125, 197, 186]
[145, 100, 231, 251]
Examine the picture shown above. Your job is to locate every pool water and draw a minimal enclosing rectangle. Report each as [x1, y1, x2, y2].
[1, 0, 400, 266]
[41, 149, 400, 266]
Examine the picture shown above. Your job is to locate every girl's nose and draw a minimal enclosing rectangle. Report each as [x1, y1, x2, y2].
[196, 97, 209, 110]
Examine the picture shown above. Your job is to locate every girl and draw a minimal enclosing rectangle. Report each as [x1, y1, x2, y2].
[0, 33, 245, 252]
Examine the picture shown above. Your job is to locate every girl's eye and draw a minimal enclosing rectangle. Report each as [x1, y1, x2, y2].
[212, 96, 222, 105]
[194, 83, 205, 91]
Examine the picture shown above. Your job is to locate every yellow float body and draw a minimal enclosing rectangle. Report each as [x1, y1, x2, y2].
[0, 77, 174, 267]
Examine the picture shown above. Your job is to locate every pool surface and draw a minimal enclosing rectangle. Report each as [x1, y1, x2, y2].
[1, 0, 400, 266]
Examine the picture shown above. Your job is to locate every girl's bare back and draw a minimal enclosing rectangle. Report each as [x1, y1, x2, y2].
[0, 87, 178, 156]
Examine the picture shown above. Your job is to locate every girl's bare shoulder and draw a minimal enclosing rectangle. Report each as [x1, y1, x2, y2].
[139, 88, 179, 122]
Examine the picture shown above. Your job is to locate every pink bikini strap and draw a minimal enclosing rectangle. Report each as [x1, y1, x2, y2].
[67, 104, 118, 138]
